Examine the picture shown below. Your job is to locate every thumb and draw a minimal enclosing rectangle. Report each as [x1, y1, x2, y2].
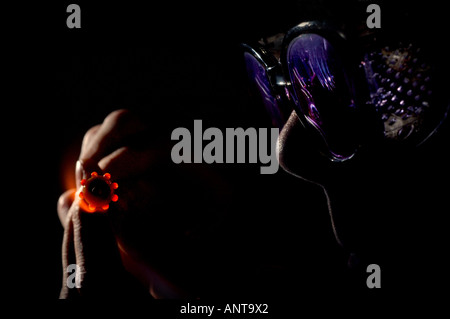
[57, 189, 76, 227]
[61, 160, 146, 298]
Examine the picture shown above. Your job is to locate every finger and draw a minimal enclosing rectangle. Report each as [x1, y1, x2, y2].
[59, 202, 77, 298]
[71, 204, 143, 297]
[98, 146, 163, 180]
[80, 124, 101, 159]
[57, 189, 76, 227]
[79, 109, 147, 165]
[75, 158, 103, 191]
[59, 185, 124, 297]
[76, 124, 102, 188]
[59, 196, 120, 297]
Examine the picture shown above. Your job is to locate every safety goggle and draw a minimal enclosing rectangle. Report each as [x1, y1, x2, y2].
[242, 21, 448, 162]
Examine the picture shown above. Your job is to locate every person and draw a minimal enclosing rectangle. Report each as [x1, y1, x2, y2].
[243, 0, 450, 296]
[57, 109, 237, 298]
[57, 0, 449, 299]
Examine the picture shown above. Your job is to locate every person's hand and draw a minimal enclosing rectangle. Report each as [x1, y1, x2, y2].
[57, 109, 187, 298]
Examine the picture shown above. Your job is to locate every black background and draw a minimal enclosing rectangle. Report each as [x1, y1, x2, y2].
[3, 0, 449, 309]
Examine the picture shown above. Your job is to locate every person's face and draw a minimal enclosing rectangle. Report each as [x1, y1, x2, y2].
[277, 100, 449, 255]
[264, 12, 448, 253]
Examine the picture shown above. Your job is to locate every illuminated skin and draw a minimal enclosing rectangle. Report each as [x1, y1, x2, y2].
[278, 108, 448, 256]
[57, 109, 186, 298]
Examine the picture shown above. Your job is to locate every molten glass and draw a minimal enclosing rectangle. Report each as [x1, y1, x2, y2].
[78, 172, 119, 213]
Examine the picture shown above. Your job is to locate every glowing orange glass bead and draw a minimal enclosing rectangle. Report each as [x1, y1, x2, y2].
[78, 172, 119, 213]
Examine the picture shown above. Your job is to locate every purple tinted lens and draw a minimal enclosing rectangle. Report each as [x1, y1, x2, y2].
[244, 52, 284, 128]
[287, 33, 358, 159]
